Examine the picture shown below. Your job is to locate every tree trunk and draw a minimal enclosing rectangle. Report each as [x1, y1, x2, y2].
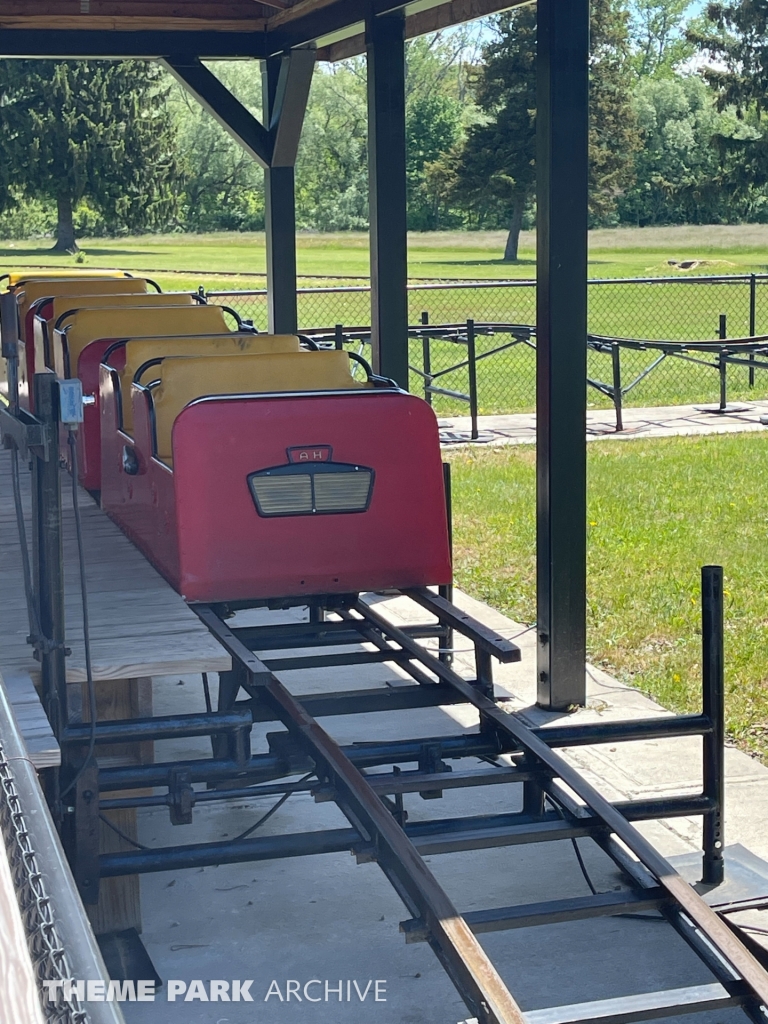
[503, 193, 526, 262]
[52, 193, 78, 253]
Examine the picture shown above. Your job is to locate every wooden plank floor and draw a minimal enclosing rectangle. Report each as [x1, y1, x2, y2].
[0, 448, 231, 763]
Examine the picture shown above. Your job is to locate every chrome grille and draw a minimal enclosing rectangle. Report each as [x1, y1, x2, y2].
[249, 463, 374, 517]
[314, 470, 372, 511]
[251, 474, 313, 515]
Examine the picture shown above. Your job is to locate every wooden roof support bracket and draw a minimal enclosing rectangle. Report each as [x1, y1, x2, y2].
[162, 48, 315, 170]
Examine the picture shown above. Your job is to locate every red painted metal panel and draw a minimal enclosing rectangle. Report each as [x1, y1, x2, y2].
[101, 384, 451, 603]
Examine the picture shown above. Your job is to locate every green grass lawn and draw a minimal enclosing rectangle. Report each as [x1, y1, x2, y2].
[6, 223, 768, 286]
[449, 434, 768, 763]
[6, 226, 768, 412]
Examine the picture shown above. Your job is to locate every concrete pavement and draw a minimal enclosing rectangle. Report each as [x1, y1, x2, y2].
[438, 400, 768, 446]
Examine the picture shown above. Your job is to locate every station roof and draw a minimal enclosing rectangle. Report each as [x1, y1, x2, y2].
[0, 0, 522, 61]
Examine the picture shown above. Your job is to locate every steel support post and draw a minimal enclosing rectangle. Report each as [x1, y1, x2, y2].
[32, 371, 68, 740]
[535, 0, 589, 709]
[701, 565, 725, 885]
[367, 12, 409, 389]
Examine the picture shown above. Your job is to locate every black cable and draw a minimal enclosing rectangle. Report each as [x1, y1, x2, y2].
[10, 445, 43, 645]
[570, 835, 598, 895]
[230, 772, 316, 842]
[544, 795, 664, 922]
[102, 773, 316, 851]
[60, 431, 97, 800]
[99, 813, 149, 851]
[202, 672, 213, 714]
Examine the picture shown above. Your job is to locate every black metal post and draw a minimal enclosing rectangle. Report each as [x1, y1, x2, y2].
[263, 56, 298, 335]
[611, 342, 624, 432]
[536, 0, 589, 709]
[701, 565, 725, 886]
[367, 12, 409, 390]
[32, 371, 68, 740]
[717, 316, 728, 412]
[334, 323, 344, 350]
[439, 462, 454, 666]
[467, 319, 479, 440]
[749, 275, 756, 386]
[421, 311, 432, 405]
[1, 291, 20, 413]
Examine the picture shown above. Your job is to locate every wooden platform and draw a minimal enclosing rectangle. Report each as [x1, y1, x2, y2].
[0, 447, 231, 764]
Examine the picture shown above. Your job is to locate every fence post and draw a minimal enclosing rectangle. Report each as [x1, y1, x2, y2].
[611, 342, 623, 432]
[467, 319, 479, 441]
[439, 461, 454, 667]
[718, 314, 727, 412]
[421, 311, 432, 405]
[749, 274, 756, 387]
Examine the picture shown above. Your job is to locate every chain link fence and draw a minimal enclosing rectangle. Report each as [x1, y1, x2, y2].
[0, 680, 124, 1024]
[0, 741, 86, 1023]
[209, 273, 768, 416]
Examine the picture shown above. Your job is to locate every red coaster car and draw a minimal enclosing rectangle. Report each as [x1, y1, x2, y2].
[100, 348, 452, 602]
[4, 274, 146, 411]
[51, 303, 245, 491]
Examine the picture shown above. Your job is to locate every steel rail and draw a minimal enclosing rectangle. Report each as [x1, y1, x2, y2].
[351, 598, 768, 1010]
[192, 603, 526, 1024]
[192, 597, 768, 1022]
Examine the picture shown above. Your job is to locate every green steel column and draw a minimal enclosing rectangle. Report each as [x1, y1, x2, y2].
[536, 0, 589, 709]
[366, 12, 409, 389]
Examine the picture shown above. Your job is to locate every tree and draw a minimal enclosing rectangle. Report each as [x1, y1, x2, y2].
[296, 61, 370, 231]
[628, 0, 696, 77]
[448, 6, 537, 260]
[686, 1, 768, 210]
[0, 60, 178, 251]
[589, 0, 645, 222]
[617, 75, 758, 224]
[406, 92, 463, 229]
[448, 1, 641, 262]
[168, 61, 265, 233]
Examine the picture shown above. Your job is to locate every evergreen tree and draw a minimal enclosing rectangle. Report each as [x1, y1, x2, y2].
[448, 1, 641, 261]
[686, 1, 768, 209]
[449, 6, 537, 260]
[0, 60, 178, 251]
[589, 0, 645, 222]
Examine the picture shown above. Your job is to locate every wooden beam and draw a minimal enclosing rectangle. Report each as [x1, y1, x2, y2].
[163, 55, 272, 166]
[316, 0, 528, 61]
[270, 47, 315, 166]
[0, 1, 280, 14]
[0, 14, 269, 31]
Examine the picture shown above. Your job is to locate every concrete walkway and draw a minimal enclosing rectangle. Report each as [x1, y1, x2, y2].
[120, 590, 768, 1024]
[439, 399, 768, 446]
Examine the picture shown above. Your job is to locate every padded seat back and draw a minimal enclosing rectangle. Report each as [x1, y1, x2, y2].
[151, 350, 365, 460]
[16, 277, 147, 326]
[35, 292, 196, 371]
[47, 291, 194, 328]
[6, 270, 132, 289]
[56, 304, 230, 378]
[119, 333, 300, 432]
